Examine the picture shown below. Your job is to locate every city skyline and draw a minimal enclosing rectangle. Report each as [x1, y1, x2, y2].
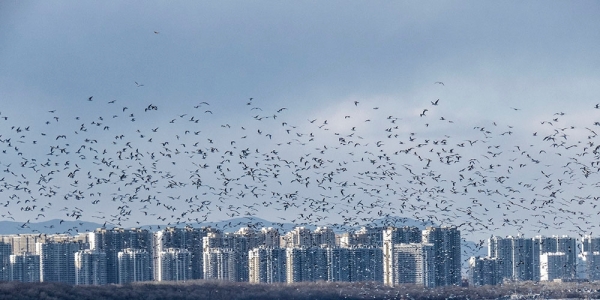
[3, 224, 600, 288]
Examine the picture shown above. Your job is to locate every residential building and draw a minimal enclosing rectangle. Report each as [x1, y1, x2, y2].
[9, 253, 40, 283]
[203, 248, 237, 281]
[422, 226, 461, 286]
[248, 247, 286, 283]
[468, 256, 501, 286]
[37, 241, 82, 284]
[347, 246, 383, 282]
[91, 227, 153, 284]
[154, 226, 213, 280]
[540, 252, 568, 281]
[313, 227, 336, 247]
[157, 248, 192, 282]
[0, 242, 10, 281]
[384, 243, 435, 287]
[74, 250, 107, 285]
[283, 227, 313, 248]
[117, 248, 152, 284]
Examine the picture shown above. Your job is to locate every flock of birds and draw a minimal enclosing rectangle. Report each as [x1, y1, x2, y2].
[2, 78, 600, 251]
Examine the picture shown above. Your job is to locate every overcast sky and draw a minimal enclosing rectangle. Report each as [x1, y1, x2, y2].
[0, 1, 599, 241]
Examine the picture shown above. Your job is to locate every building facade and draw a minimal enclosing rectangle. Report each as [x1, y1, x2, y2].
[91, 228, 153, 284]
[384, 243, 435, 287]
[468, 256, 501, 286]
[74, 250, 107, 285]
[422, 226, 461, 286]
[9, 253, 40, 283]
[248, 247, 286, 283]
[156, 248, 192, 282]
[117, 248, 152, 284]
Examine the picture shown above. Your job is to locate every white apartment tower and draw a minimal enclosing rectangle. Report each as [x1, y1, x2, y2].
[117, 248, 152, 284]
[203, 248, 237, 281]
[248, 247, 286, 283]
[157, 248, 192, 282]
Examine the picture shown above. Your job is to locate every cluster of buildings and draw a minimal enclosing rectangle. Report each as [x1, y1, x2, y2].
[468, 235, 600, 286]
[0, 225, 461, 287]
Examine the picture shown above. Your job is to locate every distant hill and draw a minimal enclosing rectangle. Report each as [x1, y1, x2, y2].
[0, 219, 106, 235]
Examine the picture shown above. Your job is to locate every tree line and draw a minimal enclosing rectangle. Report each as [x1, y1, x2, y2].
[0, 280, 598, 300]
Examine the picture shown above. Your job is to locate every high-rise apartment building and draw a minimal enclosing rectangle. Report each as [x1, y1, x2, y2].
[468, 256, 501, 286]
[384, 243, 435, 287]
[37, 241, 82, 284]
[341, 227, 387, 248]
[489, 235, 536, 282]
[388, 226, 423, 244]
[248, 247, 286, 283]
[0, 242, 10, 281]
[117, 248, 152, 284]
[154, 226, 213, 280]
[90, 227, 153, 284]
[0, 235, 44, 256]
[422, 226, 461, 286]
[286, 247, 316, 283]
[540, 252, 568, 281]
[325, 247, 350, 282]
[347, 246, 383, 282]
[74, 250, 107, 285]
[555, 236, 577, 279]
[313, 227, 336, 247]
[533, 235, 577, 280]
[9, 253, 40, 283]
[156, 248, 192, 282]
[582, 236, 600, 253]
[261, 227, 280, 248]
[283, 227, 313, 248]
[582, 251, 600, 280]
[488, 236, 513, 281]
[511, 236, 535, 281]
[221, 231, 250, 282]
[203, 248, 237, 281]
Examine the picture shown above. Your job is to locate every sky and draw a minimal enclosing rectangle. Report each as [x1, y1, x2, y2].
[0, 1, 600, 243]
